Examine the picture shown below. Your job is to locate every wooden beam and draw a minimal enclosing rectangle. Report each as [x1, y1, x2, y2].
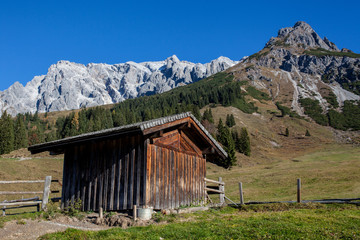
[204, 178, 225, 185]
[202, 147, 215, 154]
[0, 191, 43, 195]
[204, 187, 224, 194]
[0, 180, 45, 184]
[142, 118, 190, 135]
[0, 201, 42, 206]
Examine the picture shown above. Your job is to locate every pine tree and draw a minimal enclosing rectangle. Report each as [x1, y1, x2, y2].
[192, 105, 201, 120]
[14, 115, 28, 149]
[216, 120, 237, 168]
[217, 118, 225, 142]
[28, 124, 45, 146]
[237, 127, 251, 156]
[202, 109, 214, 123]
[112, 110, 126, 127]
[305, 129, 311, 136]
[221, 126, 237, 168]
[0, 111, 15, 154]
[226, 114, 236, 127]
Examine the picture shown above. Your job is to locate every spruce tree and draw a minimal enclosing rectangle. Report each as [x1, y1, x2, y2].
[237, 127, 251, 156]
[202, 109, 214, 123]
[14, 115, 28, 149]
[216, 120, 237, 168]
[305, 129, 311, 136]
[192, 105, 201, 120]
[226, 114, 236, 127]
[0, 111, 15, 154]
[217, 118, 225, 143]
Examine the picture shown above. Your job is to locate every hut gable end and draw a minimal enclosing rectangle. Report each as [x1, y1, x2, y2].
[151, 130, 202, 157]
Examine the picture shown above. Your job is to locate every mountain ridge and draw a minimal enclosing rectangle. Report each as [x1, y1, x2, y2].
[0, 56, 240, 116]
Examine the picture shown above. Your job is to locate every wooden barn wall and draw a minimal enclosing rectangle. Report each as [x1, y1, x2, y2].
[146, 144, 206, 209]
[61, 134, 146, 211]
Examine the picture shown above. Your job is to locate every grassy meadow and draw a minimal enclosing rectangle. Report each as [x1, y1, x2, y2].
[39, 204, 360, 240]
[207, 144, 360, 203]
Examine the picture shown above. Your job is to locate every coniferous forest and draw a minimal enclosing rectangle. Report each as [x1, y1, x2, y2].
[0, 72, 359, 168]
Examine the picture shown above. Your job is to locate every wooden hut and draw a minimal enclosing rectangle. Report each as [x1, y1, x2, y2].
[29, 112, 227, 211]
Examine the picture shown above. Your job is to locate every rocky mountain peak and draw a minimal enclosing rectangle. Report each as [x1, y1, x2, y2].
[266, 21, 339, 51]
[166, 55, 180, 63]
[0, 56, 239, 116]
[242, 21, 359, 116]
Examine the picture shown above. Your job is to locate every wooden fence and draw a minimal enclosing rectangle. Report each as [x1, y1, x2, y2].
[0, 176, 60, 216]
[204, 177, 238, 206]
[237, 178, 360, 205]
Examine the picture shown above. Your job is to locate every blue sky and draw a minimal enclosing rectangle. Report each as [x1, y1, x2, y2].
[1, 0, 359, 91]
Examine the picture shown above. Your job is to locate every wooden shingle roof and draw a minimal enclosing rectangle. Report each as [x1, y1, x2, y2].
[28, 112, 227, 159]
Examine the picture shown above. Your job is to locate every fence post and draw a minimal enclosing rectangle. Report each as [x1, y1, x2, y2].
[42, 176, 52, 210]
[297, 178, 301, 203]
[99, 207, 103, 219]
[2, 206, 5, 216]
[239, 182, 244, 205]
[133, 205, 137, 221]
[219, 177, 225, 204]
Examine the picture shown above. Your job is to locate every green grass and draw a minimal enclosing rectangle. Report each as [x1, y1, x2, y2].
[207, 144, 360, 203]
[304, 48, 360, 58]
[0, 211, 41, 228]
[246, 86, 271, 101]
[39, 204, 360, 240]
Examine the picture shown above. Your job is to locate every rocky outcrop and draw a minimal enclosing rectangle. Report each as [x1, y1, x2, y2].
[0, 56, 239, 115]
[265, 21, 339, 51]
[234, 21, 360, 115]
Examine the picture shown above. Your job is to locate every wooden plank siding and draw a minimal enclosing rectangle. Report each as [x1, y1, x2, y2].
[146, 144, 206, 209]
[61, 130, 206, 211]
[61, 135, 146, 212]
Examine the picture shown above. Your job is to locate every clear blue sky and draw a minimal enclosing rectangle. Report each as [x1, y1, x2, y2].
[1, 0, 359, 91]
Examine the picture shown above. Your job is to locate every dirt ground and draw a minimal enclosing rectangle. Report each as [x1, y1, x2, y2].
[0, 218, 107, 240]
[0, 211, 157, 240]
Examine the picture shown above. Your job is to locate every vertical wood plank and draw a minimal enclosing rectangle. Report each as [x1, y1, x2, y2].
[75, 145, 81, 203]
[136, 135, 141, 206]
[123, 136, 129, 209]
[102, 141, 109, 211]
[203, 157, 206, 202]
[163, 148, 168, 209]
[81, 144, 89, 211]
[92, 143, 99, 211]
[70, 146, 77, 205]
[129, 136, 136, 209]
[109, 140, 116, 210]
[150, 144, 155, 207]
[170, 150, 175, 209]
[98, 142, 104, 211]
[87, 143, 94, 211]
[143, 138, 150, 207]
[194, 156, 198, 205]
[119, 137, 126, 209]
[175, 151, 179, 208]
[180, 152, 184, 206]
[115, 138, 122, 210]
[61, 149, 70, 209]
[155, 146, 160, 209]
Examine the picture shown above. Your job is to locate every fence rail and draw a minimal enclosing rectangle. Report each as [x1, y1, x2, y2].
[0, 180, 45, 184]
[0, 176, 58, 216]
